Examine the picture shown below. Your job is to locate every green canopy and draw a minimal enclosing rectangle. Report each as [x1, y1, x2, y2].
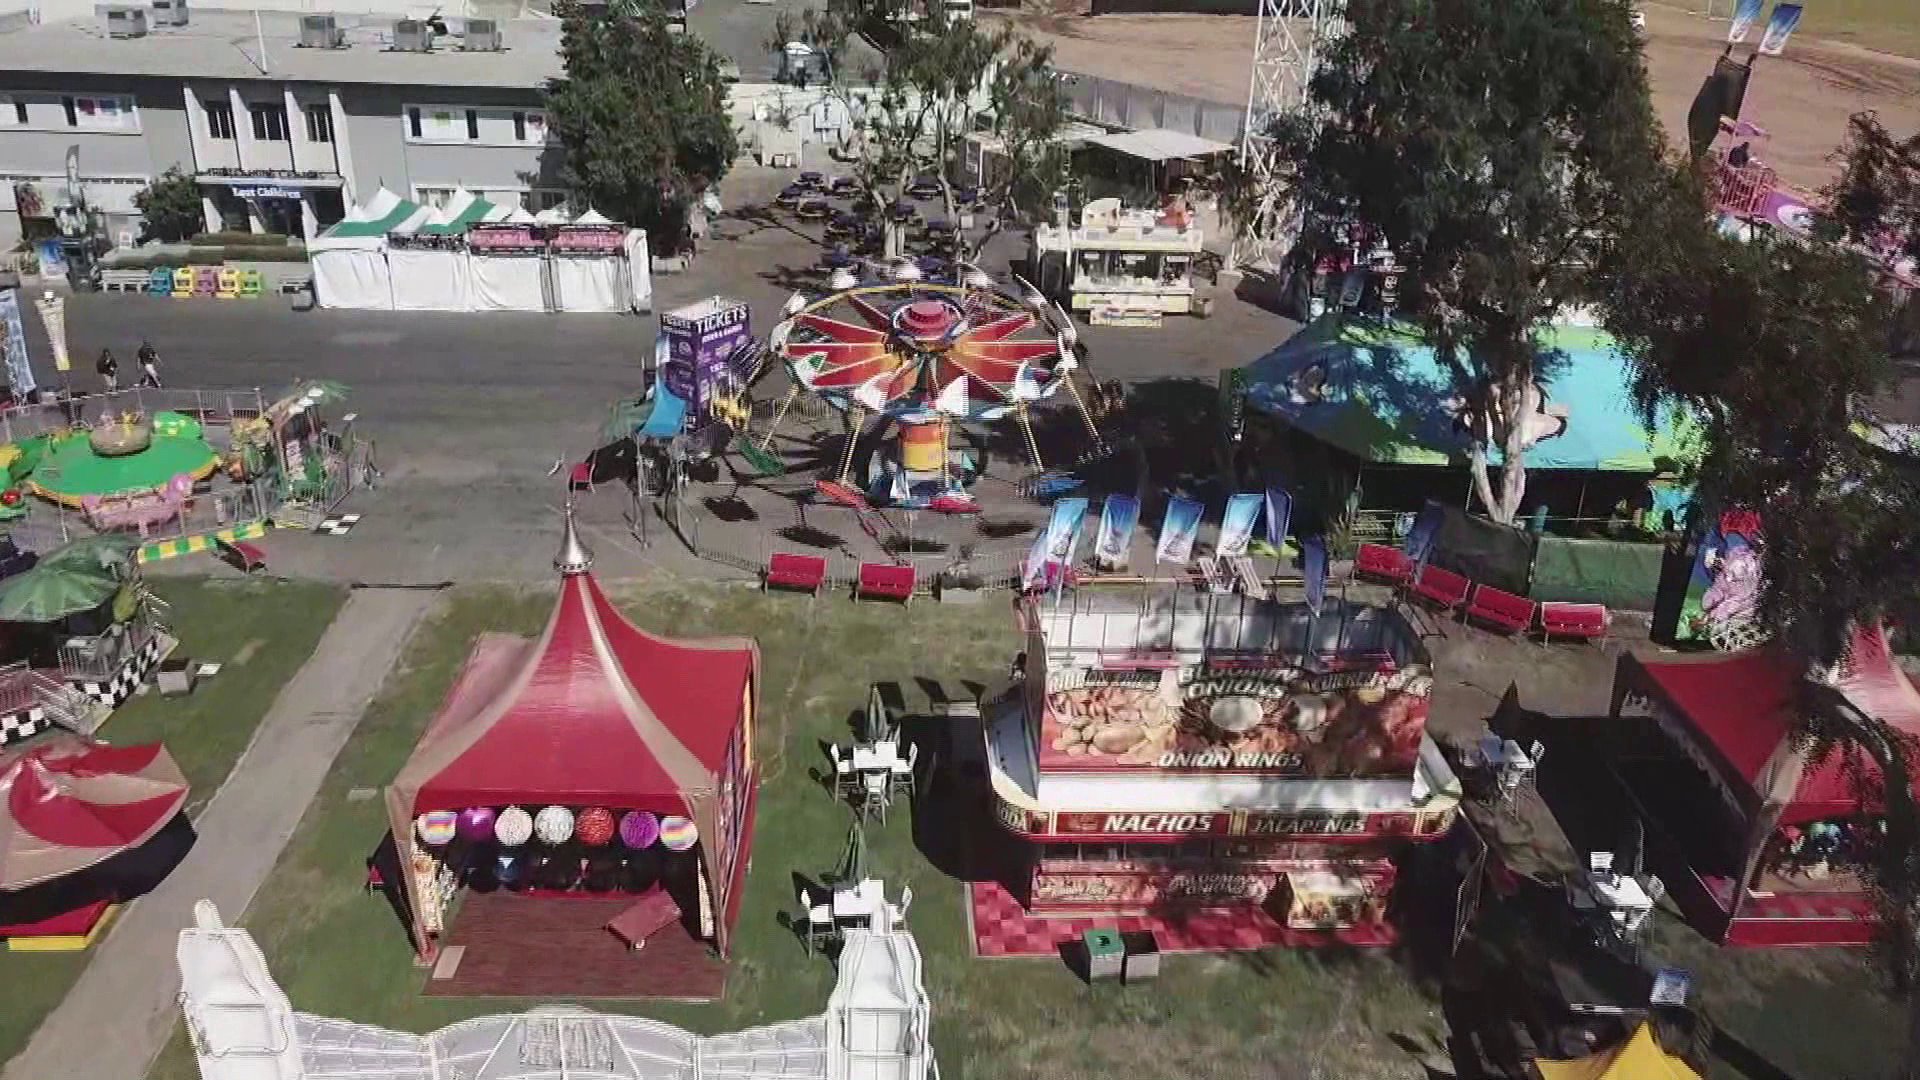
[0, 552, 128, 623]
[836, 822, 867, 885]
[36, 535, 138, 577]
[324, 198, 421, 239]
[420, 197, 497, 235]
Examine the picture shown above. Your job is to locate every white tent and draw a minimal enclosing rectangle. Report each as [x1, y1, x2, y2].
[534, 205, 572, 226]
[309, 188, 418, 310]
[574, 206, 614, 226]
[504, 206, 537, 224]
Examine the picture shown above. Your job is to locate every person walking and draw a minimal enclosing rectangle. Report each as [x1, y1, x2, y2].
[95, 348, 119, 392]
[136, 340, 161, 388]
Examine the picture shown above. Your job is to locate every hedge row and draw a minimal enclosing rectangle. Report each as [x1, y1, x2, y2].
[187, 231, 295, 247]
[109, 245, 309, 269]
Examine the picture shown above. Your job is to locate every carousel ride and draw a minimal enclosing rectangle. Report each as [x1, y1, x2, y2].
[748, 265, 1108, 513]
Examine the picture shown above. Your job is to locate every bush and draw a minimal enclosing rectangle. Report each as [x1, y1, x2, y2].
[186, 248, 224, 265]
[229, 246, 309, 263]
[190, 231, 291, 247]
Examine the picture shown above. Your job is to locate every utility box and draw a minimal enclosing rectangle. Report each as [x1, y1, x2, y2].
[1082, 927, 1124, 981]
[150, 0, 187, 27]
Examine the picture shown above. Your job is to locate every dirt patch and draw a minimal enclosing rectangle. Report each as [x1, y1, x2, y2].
[985, 0, 1920, 191]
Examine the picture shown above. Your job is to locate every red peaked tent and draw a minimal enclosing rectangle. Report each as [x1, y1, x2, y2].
[386, 514, 760, 958]
[1612, 624, 1920, 826]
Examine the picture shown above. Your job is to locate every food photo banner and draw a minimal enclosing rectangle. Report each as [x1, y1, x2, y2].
[1155, 496, 1203, 565]
[1094, 495, 1140, 570]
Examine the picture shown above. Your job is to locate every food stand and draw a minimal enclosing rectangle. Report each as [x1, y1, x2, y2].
[1030, 197, 1204, 325]
[984, 595, 1461, 942]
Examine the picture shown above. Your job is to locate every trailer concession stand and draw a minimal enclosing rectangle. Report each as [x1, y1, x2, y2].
[983, 596, 1462, 943]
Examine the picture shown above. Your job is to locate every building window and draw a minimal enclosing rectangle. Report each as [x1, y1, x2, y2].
[205, 100, 235, 140]
[404, 103, 546, 144]
[61, 95, 134, 130]
[465, 108, 479, 140]
[11, 100, 24, 125]
[407, 106, 422, 139]
[304, 104, 334, 143]
[249, 103, 288, 142]
[416, 186, 455, 209]
[533, 187, 568, 212]
[512, 110, 525, 142]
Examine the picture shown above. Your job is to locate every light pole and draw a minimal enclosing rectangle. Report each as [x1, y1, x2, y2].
[32, 289, 69, 403]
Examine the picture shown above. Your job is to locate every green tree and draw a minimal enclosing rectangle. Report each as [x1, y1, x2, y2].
[771, 2, 1061, 259]
[545, 0, 737, 248]
[133, 167, 203, 244]
[1601, 156, 1920, 1076]
[1275, 0, 1661, 523]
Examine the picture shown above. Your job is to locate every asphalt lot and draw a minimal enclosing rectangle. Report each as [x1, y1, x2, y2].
[16, 172, 1295, 584]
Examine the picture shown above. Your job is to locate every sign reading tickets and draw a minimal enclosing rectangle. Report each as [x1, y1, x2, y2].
[660, 297, 751, 416]
[1040, 662, 1433, 776]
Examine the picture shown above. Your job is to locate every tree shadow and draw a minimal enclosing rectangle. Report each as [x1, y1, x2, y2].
[702, 495, 758, 522]
[777, 523, 845, 549]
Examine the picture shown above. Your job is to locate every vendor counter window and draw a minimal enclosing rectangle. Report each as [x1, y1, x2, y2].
[1072, 250, 1192, 288]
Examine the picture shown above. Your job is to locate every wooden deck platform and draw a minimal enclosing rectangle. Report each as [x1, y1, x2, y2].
[425, 890, 727, 1001]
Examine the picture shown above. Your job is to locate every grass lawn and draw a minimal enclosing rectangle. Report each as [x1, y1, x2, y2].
[142, 579, 1905, 1080]
[0, 577, 346, 1071]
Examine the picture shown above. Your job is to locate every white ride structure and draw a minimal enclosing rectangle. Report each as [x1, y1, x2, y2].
[176, 900, 935, 1080]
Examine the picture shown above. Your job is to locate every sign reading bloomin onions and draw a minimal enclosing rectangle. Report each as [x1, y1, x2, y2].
[1040, 665, 1432, 776]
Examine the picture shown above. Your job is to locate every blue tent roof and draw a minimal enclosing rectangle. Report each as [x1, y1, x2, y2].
[1238, 317, 1689, 471]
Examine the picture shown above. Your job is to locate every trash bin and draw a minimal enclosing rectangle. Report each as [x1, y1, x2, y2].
[1083, 927, 1124, 981]
[156, 656, 194, 697]
[1122, 930, 1161, 983]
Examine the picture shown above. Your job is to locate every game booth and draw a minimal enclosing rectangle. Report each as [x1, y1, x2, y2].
[1607, 624, 1920, 947]
[310, 188, 651, 314]
[975, 594, 1462, 956]
[383, 512, 760, 998]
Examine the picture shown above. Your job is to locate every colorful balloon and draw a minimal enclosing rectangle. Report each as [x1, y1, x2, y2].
[494, 805, 533, 847]
[415, 811, 458, 846]
[457, 806, 497, 842]
[534, 805, 575, 845]
[619, 811, 660, 849]
[576, 806, 616, 847]
[659, 815, 698, 851]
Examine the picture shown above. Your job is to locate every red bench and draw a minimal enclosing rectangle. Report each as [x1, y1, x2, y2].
[1409, 564, 1471, 613]
[1540, 601, 1609, 644]
[215, 536, 266, 574]
[764, 552, 828, 596]
[1353, 542, 1413, 586]
[856, 562, 916, 605]
[1465, 584, 1536, 636]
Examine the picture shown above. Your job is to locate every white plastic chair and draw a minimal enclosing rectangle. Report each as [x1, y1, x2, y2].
[798, 886, 834, 956]
[891, 884, 913, 929]
[890, 742, 918, 798]
[827, 744, 855, 800]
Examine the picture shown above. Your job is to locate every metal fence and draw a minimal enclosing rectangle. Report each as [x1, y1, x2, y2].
[1054, 70, 1247, 144]
[0, 387, 267, 447]
[659, 490, 1032, 595]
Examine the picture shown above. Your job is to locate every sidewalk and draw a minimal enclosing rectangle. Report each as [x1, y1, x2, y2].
[2, 587, 436, 1080]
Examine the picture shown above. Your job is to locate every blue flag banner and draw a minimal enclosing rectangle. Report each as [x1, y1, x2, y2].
[1217, 493, 1263, 558]
[1757, 3, 1802, 55]
[1404, 502, 1445, 565]
[1727, 0, 1763, 43]
[0, 289, 34, 398]
[1302, 534, 1328, 615]
[1094, 495, 1141, 569]
[1156, 496, 1204, 565]
[1263, 487, 1293, 549]
[1023, 496, 1088, 589]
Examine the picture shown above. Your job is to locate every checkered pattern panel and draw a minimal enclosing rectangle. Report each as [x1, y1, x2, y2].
[0, 706, 49, 748]
[73, 635, 165, 707]
[316, 514, 362, 536]
[967, 880, 1394, 958]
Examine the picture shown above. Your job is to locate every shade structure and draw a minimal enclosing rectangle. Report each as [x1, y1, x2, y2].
[0, 556, 123, 623]
[35, 534, 138, 577]
[0, 737, 188, 890]
[1614, 624, 1920, 826]
[386, 513, 760, 957]
[1535, 1023, 1701, 1080]
[1238, 317, 1689, 470]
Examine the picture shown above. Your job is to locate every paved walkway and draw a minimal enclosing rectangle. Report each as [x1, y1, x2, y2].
[3, 587, 436, 1080]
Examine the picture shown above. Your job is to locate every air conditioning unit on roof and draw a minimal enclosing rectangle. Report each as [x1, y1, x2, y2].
[150, 0, 186, 27]
[97, 3, 148, 38]
[460, 17, 501, 51]
[392, 17, 431, 52]
[299, 14, 345, 48]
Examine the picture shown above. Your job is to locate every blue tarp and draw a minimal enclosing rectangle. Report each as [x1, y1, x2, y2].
[637, 384, 687, 440]
[1239, 317, 1689, 471]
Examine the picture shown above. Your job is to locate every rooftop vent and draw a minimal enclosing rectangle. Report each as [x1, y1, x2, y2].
[150, 0, 186, 27]
[391, 17, 431, 52]
[97, 4, 148, 38]
[460, 17, 501, 51]
[298, 14, 345, 48]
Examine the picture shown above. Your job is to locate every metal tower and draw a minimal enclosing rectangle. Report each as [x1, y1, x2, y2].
[1231, 0, 1343, 272]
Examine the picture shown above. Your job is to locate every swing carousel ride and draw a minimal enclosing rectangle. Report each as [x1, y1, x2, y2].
[756, 270, 1106, 513]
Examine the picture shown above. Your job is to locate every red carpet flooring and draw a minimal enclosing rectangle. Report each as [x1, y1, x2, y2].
[967, 880, 1396, 957]
[425, 890, 726, 1000]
